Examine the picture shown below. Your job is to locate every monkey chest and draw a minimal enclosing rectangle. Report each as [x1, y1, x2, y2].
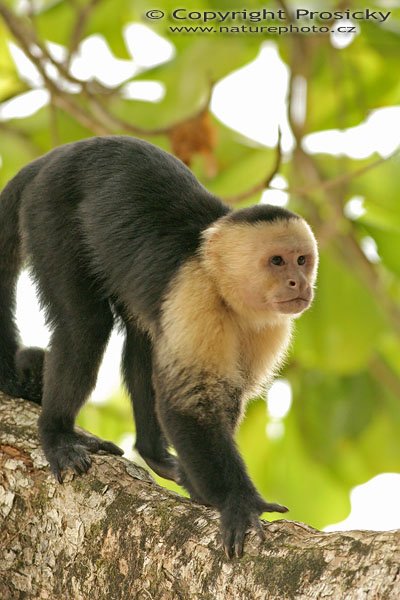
[238, 325, 291, 396]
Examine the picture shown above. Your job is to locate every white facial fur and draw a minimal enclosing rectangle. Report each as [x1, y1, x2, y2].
[202, 217, 318, 321]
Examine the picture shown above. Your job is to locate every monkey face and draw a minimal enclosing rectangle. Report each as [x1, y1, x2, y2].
[203, 217, 318, 321]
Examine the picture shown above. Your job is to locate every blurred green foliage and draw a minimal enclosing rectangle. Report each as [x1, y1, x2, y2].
[1, 0, 400, 529]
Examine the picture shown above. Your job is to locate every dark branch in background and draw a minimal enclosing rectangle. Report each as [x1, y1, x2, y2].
[49, 93, 60, 147]
[224, 128, 283, 205]
[0, 3, 108, 134]
[0, 2, 213, 138]
[67, 0, 102, 61]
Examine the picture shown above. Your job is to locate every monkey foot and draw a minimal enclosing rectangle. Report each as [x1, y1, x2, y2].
[43, 430, 124, 483]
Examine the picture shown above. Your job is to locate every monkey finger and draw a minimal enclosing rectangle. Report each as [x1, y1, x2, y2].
[51, 466, 64, 484]
[60, 447, 91, 475]
[74, 455, 92, 474]
[260, 501, 288, 514]
[234, 532, 245, 559]
[76, 433, 122, 456]
[73, 462, 86, 476]
[222, 527, 235, 560]
[251, 516, 266, 542]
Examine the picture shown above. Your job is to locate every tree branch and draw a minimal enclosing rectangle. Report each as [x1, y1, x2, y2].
[1, 395, 400, 599]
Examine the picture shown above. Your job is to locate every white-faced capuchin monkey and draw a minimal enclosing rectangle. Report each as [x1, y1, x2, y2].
[0, 136, 318, 558]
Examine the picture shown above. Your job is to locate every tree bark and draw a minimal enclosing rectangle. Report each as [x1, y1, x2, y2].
[0, 394, 399, 600]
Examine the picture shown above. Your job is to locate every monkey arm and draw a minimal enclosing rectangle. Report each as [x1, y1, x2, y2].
[154, 370, 287, 558]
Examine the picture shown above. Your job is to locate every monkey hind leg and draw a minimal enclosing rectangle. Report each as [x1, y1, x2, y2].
[39, 304, 123, 483]
[122, 320, 179, 482]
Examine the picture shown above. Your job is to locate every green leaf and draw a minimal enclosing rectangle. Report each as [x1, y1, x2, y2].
[3, 106, 94, 153]
[0, 130, 37, 187]
[305, 25, 400, 132]
[291, 371, 379, 480]
[207, 145, 275, 198]
[356, 153, 400, 234]
[0, 22, 27, 102]
[85, 0, 133, 59]
[294, 248, 385, 373]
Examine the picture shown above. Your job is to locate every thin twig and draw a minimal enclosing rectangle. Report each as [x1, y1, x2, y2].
[49, 94, 60, 146]
[284, 150, 399, 198]
[68, 0, 102, 60]
[224, 128, 283, 205]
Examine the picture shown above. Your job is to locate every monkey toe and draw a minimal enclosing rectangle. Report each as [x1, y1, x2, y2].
[96, 440, 124, 456]
[259, 500, 288, 514]
[47, 443, 92, 483]
[222, 519, 247, 560]
[227, 515, 266, 558]
[74, 432, 124, 456]
[141, 453, 179, 482]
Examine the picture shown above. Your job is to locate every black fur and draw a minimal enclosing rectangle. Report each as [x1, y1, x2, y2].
[0, 135, 289, 558]
[227, 203, 299, 225]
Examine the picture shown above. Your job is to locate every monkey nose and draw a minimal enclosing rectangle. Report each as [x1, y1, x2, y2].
[288, 279, 297, 287]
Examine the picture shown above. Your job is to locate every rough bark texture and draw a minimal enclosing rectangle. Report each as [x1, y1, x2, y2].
[0, 394, 399, 600]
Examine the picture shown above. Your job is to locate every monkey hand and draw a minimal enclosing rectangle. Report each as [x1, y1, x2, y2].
[220, 494, 288, 559]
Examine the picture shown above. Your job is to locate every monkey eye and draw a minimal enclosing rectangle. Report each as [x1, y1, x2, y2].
[297, 255, 306, 265]
[271, 255, 285, 266]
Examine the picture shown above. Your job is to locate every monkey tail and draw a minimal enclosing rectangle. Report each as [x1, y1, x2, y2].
[0, 161, 45, 404]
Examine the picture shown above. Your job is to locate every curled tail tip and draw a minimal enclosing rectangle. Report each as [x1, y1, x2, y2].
[16, 347, 46, 378]
[16, 346, 45, 404]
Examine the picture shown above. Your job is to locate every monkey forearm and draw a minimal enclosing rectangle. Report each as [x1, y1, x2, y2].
[157, 403, 256, 508]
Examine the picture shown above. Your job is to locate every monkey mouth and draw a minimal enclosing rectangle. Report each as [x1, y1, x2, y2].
[275, 297, 311, 314]
[279, 297, 309, 304]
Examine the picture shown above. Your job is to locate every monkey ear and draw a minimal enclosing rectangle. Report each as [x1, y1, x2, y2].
[202, 222, 222, 243]
[201, 222, 223, 266]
